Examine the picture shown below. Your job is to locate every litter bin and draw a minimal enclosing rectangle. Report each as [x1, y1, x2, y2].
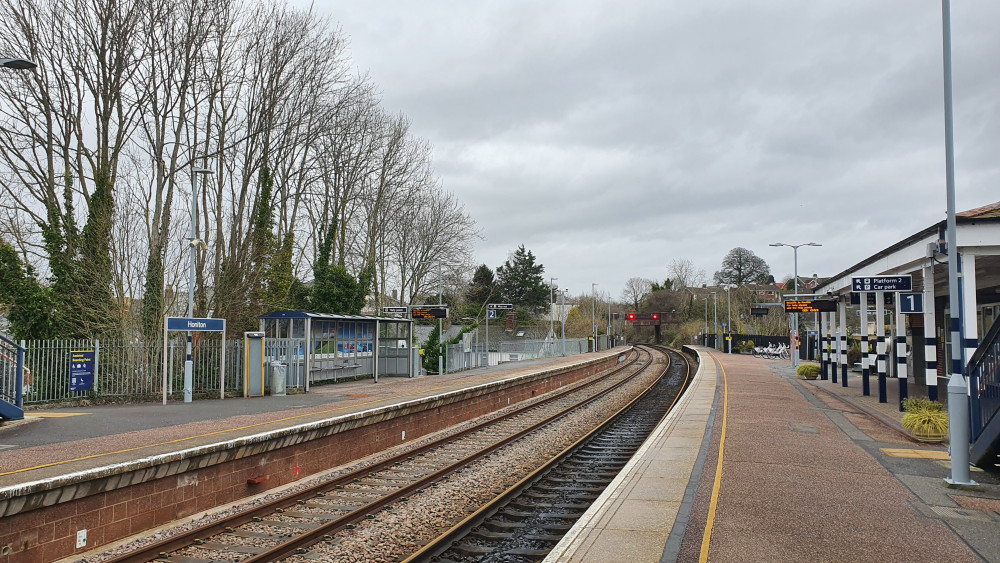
[270, 361, 286, 396]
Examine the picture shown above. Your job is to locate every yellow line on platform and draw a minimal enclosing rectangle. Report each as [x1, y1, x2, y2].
[881, 448, 950, 460]
[29, 412, 92, 418]
[700, 351, 728, 563]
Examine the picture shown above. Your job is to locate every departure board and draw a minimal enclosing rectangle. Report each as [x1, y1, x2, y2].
[411, 307, 449, 319]
[784, 300, 837, 313]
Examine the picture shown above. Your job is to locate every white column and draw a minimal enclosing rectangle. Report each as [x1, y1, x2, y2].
[961, 253, 979, 371]
[923, 262, 939, 401]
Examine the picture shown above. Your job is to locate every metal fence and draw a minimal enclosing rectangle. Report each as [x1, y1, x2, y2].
[444, 338, 589, 373]
[18, 337, 245, 404]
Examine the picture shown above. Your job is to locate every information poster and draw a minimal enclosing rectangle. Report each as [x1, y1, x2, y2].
[70, 350, 95, 391]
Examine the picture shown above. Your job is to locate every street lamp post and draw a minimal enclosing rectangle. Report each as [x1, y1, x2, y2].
[704, 296, 708, 346]
[185, 167, 213, 403]
[770, 242, 821, 367]
[549, 277, 558, 340]
[591, 283, 598, 352]
[560, 289, 567, 356]
[940, 0, 974, 486]
[712, 291, 718, 350]
[726, 285, 732, 353]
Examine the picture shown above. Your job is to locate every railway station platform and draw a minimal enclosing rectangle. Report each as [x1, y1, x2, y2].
[546, 346, 1000, 563]
[0, 349, 628, 562]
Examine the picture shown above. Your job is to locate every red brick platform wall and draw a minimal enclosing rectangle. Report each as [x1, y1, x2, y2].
[0, 354, 624, 562]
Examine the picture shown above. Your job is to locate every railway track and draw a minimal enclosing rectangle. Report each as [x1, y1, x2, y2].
[99, 347, 661, 563]
[404, 346, 692, 563]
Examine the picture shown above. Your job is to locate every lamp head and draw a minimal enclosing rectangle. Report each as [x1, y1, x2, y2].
[0, 58, 36, 70]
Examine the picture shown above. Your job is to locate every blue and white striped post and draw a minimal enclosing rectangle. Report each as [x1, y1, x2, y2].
[860, 292, 870, 396]
[827, 312, 835, 380]
[820, 313, 828, 380]
[839, 298, 848, 387]
[896, 295, 908, 411]
[923, 262, 939, 402]
[830, 310, 838, 384]
[877, 292, 887, 403]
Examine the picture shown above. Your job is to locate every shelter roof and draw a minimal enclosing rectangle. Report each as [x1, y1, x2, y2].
[259, 310, 410, 323]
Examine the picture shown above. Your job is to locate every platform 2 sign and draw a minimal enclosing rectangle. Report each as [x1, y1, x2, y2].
[70, 350, 95, 391]
[411, 306, 449, 319]
[851, 275, 912, 292]
[784, 300, 837, 313]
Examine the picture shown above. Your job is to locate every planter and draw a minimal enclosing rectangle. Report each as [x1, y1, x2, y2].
[800, 373, 819, 380]
[911, 429, 946, 443]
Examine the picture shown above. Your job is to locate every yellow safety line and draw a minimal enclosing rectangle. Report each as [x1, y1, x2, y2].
[699, 351, 728, 563]
[880, 448, 950, 460]
[0, 386, 451, 478]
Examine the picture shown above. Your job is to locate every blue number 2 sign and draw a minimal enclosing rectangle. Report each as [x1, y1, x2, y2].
[899, 292, 923, 314]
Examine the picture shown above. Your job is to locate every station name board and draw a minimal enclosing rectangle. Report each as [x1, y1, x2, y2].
[784, 300, 837, 313]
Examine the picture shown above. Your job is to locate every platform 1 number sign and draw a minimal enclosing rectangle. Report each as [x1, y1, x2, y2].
[899, 292, 923, 314]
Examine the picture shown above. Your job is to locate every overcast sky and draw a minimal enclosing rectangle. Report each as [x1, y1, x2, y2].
[306, 1, 999, 300]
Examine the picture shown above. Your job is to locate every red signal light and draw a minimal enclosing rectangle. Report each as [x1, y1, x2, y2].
[651, 314, 659, 320]
[627, 313, 636, 320]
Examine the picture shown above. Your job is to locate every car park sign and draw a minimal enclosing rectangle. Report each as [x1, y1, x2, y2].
[851, 275, 912, 292]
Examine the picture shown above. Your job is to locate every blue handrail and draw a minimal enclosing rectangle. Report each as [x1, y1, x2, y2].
[0, 332, 25, 415]
[968, 317, 1000, 441]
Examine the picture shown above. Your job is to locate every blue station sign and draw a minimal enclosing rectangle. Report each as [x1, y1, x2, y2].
[851, 275, 912, 292]
[166, 317, 226, 332]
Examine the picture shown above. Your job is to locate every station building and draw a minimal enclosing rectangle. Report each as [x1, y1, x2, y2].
[814, 200, 1000, 465]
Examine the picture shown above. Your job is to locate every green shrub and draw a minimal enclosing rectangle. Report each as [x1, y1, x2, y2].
[796, 363, 821, 378]
[901, 396, 943, 413]
[736, 340, 755, 354]
[901, 409, 948, 437]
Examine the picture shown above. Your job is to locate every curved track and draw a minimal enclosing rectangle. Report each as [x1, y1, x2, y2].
[404, 346, 692, 562]
[102, 348, 656, 562]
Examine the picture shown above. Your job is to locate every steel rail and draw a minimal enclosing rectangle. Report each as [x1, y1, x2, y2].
[106, 348, 645, 563]
[243, 347, 657, 562]
[401, 345, 690, 562]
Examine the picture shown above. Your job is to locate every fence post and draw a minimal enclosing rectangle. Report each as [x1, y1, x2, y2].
[94, 339, 101, 394]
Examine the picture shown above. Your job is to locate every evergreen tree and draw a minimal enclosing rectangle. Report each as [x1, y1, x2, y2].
[308, 219, 372, 314]
[422, 324, 441, 373]
[495, 245, 548, 313]
[0, 241, 60, 339]
[465, 264, 497, 310]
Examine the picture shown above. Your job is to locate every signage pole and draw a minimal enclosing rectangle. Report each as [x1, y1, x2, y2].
[162, 317, 169, 405]
[485, 312, 489, 367]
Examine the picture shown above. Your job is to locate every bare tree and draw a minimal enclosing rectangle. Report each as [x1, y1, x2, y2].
[621, 277, 652, 311]
[667, 258, 705, 290]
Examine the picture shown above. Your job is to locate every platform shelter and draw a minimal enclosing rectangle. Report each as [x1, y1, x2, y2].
[258, 311, 413, 391]
[813, 201, 1000, 465]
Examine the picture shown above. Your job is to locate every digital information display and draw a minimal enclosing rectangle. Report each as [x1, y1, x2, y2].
[411, 307, 449, 319]
[784, 300, 837, 313]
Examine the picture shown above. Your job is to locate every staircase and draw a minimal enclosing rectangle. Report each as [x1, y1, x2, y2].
[969, 318, 1000, 467]
[0, 333, 24, 421]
